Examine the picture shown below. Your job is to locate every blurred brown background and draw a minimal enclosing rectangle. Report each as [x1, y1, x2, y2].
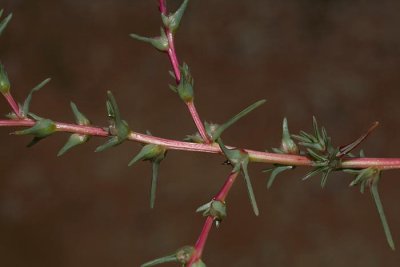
[0, 0, 400, 266]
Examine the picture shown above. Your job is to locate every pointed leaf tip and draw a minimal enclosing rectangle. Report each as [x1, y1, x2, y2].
[212, 99, 266, 141]
[0, 12, 12, 36]
[22, 78, 51, 117]
[58, 133, 89, 156]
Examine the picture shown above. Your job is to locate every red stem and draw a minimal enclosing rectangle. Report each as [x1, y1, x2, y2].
[188, 172, 239, 266]
[159, 0, 211, 144]
[3, 92, 21, 118]
[2, 118, 400, 170]
[186, 101, 211, 144]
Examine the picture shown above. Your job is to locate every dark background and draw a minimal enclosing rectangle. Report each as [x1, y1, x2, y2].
[0, 0, 399, 266]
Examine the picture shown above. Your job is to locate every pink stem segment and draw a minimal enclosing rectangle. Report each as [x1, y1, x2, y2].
[188, 172, 240, 266]
[3, 92, 21, 118]
[186, 101, 211, 144]
[159, 0, 211, 144]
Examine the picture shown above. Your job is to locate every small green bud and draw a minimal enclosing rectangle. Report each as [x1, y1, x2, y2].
[141, 246, 195, 267]
[161, 0, 190, 33]
[170, 63, 194, 103]
[197, 200, 227, 223]
[176, 246, 195, 265]
[192, 259, 207, 267]
[96, 91, 131, 152]
[0, 63, 10, 94]
[217, 139, 259, 216]
[279, 118, 298, 154]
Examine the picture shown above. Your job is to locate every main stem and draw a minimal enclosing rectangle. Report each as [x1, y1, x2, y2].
[1, 118, 400, 170]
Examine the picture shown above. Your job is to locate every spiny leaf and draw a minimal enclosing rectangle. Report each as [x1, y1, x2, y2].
[22, 78, 51, 117]
[141, 254, 177, 267]
[70, 102, 90, 125]
[211, 99, 266, 141]
[130, 28, 169, 51]
[150, 162, 159, 209]
[337, 121, 379, 158]
[217, 139, 259, 216]
[57, 134, 89, 156]
[96, 91, 130, 152]
[0, 62, 10, 94]
[128, 144, 167, 208]
[265, 165, 293, 189]
[95, 136, 119, 152]
[371, 180, 395, 250]
[302, 166, 326, 181]
[0, 10, 12, 36]
[241, 160, 259, 216]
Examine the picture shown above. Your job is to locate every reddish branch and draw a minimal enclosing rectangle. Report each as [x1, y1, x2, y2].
[158, 0, 211, 144]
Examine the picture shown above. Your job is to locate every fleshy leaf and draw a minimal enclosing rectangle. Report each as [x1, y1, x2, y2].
[22, 78, 51, 117]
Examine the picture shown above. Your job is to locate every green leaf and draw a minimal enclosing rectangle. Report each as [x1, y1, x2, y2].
[141, 254, 177, 267]
[22, 78, 51, 117]
[217, 139, 259, 216]
[211, 99, 266, 141]
[130, 28, 169, 51]
[175, 63, 194, 103]
[95, 136, 119, 152]
[266, 165, 293, 189]
[150, 162, 159, 209]
[241, 159, 259, 216]
[370, 180, 395, 250]
[13, 118, 56, 147]
[70, 102, 90, 125]
[96, 91, 130, 152]
[128, 144, 167, 208]
[0, 10, 12, 36]
[0, 62, 10, 94]
[57, 133, 89, 156]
